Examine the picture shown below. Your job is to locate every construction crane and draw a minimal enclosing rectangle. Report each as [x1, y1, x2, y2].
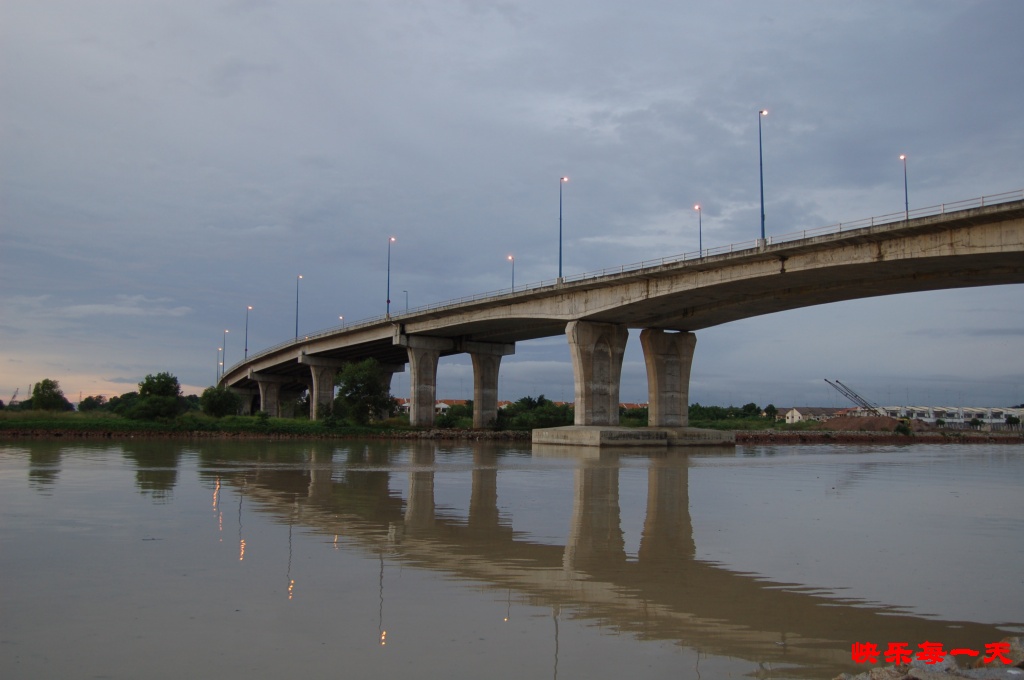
[7, 387, 18, 406]
[824, 379, 883, 416]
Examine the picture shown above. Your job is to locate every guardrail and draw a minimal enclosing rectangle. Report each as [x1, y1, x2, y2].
[224, 188, 1023, 376]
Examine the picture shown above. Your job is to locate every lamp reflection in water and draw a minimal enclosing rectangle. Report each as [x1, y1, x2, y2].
[378, 550, 387, 646]
[238, 488, 245, 561]
[286, 502, 296, 601]
[212, 477, 223, 541]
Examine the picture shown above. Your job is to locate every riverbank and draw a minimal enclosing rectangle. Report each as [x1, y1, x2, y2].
[736, 430, 1023, 445]
[2, 426, 1019, 444]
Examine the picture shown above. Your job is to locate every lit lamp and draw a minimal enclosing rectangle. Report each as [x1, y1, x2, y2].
[508, 254, 515, 291]
[758, 109, 768, 241]
[386, 237, 396, 317]
[694, 204, 702, 255]
[244, 305, 252, 358]
[294, 275, 302, 340]
[899, 154, 909, 220]
[558, 176, 568, 280]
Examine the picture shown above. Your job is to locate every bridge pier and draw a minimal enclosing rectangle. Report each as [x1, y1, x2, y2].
[535, 323, 732, 447]
[461, 340, 515, 428]
[230, 387, 258, 415]
[567, 320, 629, 426]
[396, 335, 455, 427]
[639, 329, 696, 427]
[248, 370, 301, 418]
[379, 364, 405, 419]
[298, 352, 347, 420]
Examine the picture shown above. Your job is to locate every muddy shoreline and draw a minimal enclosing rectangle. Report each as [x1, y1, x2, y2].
[735, 430, 1023, 445]
[1, 427, 1020, 444]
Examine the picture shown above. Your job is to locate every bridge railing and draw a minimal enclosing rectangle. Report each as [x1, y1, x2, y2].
[224, 188, 1023, 376]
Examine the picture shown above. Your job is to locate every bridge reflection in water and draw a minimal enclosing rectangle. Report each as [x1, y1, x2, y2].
[198, 441, 1006, 678]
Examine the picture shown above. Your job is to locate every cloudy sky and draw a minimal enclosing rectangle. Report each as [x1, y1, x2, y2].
[2, 0, 1022, 410]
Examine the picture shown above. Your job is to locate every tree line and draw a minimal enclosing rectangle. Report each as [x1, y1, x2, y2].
[3, 364, 784, 430]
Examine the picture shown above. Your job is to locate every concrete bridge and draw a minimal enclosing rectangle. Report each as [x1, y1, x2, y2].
[219, 192, 1024, 442]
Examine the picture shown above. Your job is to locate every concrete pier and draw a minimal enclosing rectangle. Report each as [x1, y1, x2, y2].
[566, 320, 629, 426]
[639, 329, 696, 428]
[462, 340, 514, 428]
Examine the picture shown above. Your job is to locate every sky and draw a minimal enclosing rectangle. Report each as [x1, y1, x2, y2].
[2, 0, 1023, 410]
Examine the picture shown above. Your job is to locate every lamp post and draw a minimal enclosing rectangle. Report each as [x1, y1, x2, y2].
[386, 237, 396, 317]
[899, 154, 909, 220]
[758, 109, 768, 241]
[217, 347, 222, 383]
[294, 275, 302, 340]
[403, 290, 408, 312]
[558, 176, 568, 280]
[244, 305, 252, 359]
[694, 204, 702, 255]
[222, 329, 229, 375]
[508, 254, 515, 291]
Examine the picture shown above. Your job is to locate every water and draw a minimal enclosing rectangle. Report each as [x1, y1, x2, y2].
[1, 439, 1021, 679]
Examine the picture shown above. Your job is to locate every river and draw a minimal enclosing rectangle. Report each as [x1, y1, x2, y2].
[1, 439, 1021, 679]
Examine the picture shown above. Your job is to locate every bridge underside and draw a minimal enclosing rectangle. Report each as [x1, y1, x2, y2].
[219, 201, 1024, 437]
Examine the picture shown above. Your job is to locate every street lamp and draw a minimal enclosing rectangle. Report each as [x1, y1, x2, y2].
[508, 254, 515, 291]
[217, 347, 222, 383]
[386, 237, 396, 317]
[899, 154, 909, 220]
[558, 176, 568, 280]
[694, 204, 702, 255]
[403, 290, 408, 312]
[244, 305, 252, 359]
[295, 275, 302, 340]
[222, 329, 229, 375]
[758, 109, 768, 241]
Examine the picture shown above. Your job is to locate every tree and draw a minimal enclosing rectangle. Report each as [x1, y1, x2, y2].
[131, 372, 184, 420]
[139, 372, 182, 398]
[200, 386, 241, 418]
[334, 359, 394, 425]
[764, 404, 778, 420]
[107, 391, 140, 415]
[31, 379, 74, 411]
[78, 395, 107, 412]
[496, 395, 573, 430]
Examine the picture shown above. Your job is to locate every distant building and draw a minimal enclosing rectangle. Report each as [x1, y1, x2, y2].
[784, 407, 845, 424]
[851, 405, 1023, 430]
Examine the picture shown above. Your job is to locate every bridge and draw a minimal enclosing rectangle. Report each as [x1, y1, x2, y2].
[220, 190, 1024, 444]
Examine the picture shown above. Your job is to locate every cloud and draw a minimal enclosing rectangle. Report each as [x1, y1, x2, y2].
[61, 295, 191, 319]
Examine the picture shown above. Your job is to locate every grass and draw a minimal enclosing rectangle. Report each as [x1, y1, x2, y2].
[0, 409, 412, 437]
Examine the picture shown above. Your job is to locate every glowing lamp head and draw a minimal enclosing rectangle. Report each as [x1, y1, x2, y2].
[899, 154, 906, 160]
[760, 109, 768, 116]
[694, 204, 700, 211]
[560, 176, 569, 183]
